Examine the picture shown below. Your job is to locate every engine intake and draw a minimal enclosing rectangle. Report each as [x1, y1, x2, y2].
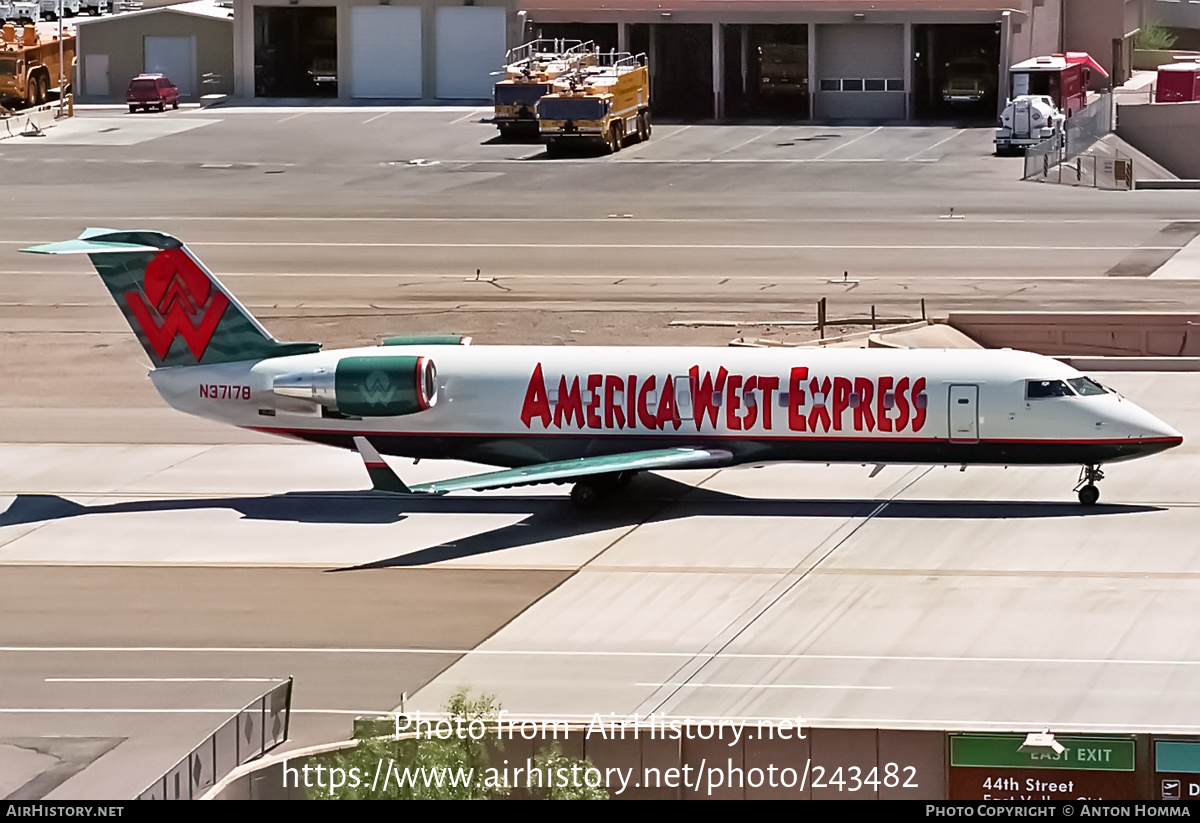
[273, 355, 437, 417]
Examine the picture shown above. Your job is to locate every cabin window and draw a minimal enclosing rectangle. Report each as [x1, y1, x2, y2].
[1026, 379, 1074, 399]
[674, 376, 692, 413]
[1068, 377, 1108, 396]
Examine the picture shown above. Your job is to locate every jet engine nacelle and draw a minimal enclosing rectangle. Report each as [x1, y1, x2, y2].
[272, 355, 438, 417]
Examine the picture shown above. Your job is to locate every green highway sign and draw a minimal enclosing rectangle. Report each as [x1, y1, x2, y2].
[950, 734, 1135, 771]
[1157, 740, 1200, 774]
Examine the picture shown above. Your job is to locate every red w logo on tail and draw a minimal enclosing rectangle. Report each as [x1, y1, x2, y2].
[124, 249, 229, 361]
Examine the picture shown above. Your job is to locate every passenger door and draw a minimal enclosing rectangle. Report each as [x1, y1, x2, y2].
[948, 384, 979, 443]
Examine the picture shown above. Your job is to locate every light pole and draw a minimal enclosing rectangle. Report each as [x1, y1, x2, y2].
[56, 0, 63, 116]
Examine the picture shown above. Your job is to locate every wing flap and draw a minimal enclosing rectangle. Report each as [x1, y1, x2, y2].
[410, 447, 733, 494]
[352, 438, 733, 496]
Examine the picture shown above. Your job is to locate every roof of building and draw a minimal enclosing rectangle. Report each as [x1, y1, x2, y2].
[521, 0, 1028, 11]
[72, 0, 232, 24]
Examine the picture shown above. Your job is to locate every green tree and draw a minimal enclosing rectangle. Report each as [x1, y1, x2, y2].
[309, 688, 507, 800]
[531, 742, 609, 800]
[308, 689, 608, 799]
[1135, 20, 1178, 51]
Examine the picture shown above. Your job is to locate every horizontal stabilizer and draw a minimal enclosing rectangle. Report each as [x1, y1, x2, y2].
[410, 447, 733, 495]
[23, 238, 166, 255]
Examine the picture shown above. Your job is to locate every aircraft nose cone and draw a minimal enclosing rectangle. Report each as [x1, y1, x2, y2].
[1152, 419, 1184, 447]
[1129, 405, 1183, 449]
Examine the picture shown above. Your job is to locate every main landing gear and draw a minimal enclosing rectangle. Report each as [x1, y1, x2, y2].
[1075, 464, 1104, 506]
[569, 471, 635, 510]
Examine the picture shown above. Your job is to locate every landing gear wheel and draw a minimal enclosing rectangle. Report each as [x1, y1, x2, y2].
[570, 482, 600, 510]
[1074, 464, 1105, 506]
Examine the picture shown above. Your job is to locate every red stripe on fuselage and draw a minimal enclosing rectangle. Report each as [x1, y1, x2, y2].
[248, 426, 1181, 449]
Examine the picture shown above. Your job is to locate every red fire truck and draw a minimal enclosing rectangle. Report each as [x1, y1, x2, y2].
[1006, 52, 1106, 118]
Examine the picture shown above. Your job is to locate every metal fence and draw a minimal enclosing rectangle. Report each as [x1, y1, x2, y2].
[1025, 144, 1134, 190]
[1063, 91, 1113, 160]
[137, 678, 293, 800]
[1023, 93, 1131, 189]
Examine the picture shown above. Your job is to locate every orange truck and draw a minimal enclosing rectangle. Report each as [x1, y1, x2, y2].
[492, 39, 595, 139]
[0, 22, 74, 110]
[538, 52, 650, 155]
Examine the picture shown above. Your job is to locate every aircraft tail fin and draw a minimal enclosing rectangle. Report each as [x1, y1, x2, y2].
[23, 229, 321, 368]
[353, 437, 412, 494]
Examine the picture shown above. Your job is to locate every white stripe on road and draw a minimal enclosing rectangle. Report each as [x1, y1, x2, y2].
[904, 129, 965, 160]
[638, 682, 890, 690]
[814, 126, 882, 159]
[6, 646, 1200, 666]
[44, 677, 281, 683]
[0, 216, 1171, 224]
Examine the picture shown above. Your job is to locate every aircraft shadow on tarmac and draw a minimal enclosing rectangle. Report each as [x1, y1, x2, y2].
[0, 475, 1163, 569]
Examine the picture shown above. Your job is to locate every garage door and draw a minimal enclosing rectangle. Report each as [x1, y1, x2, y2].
[435, 6, 505, 99]
[145, 36, 195, 99]
[814, 25, 904, 120]
[350, 7, 422, 98]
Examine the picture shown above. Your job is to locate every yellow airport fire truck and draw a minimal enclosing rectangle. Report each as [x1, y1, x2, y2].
[492, 39, 595, 139]
[0, 22, 74, 110]
[538, 52, 650, 156]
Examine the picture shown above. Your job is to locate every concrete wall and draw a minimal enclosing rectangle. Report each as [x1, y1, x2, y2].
[1117, 99, 1200, 178]
[948, 312, 1200, 356]
[213, 725, 948, 800]
[1143, 0, 1200, 30]
[1065, 0, 1137, 86]
[1133, 48, 1200, 71]
[77, 12, 234, 102]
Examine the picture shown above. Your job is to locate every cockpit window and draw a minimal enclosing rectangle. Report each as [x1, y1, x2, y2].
[1068, 377, 1108, 396]
[1026, 379, 1074, 399]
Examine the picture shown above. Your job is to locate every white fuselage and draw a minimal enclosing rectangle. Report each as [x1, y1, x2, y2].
[148, 345, 1181, 469]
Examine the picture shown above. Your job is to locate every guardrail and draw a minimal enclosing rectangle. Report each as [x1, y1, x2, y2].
[136, 677, 293, 800]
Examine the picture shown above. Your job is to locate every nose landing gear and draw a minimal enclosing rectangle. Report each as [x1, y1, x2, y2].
[1075, 464, 1104, 506]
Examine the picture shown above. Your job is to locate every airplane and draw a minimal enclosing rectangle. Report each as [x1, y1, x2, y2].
[24, 228, 1184, 508]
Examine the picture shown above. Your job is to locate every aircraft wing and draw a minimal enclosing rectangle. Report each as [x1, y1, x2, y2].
[353, 436, 732, 495]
